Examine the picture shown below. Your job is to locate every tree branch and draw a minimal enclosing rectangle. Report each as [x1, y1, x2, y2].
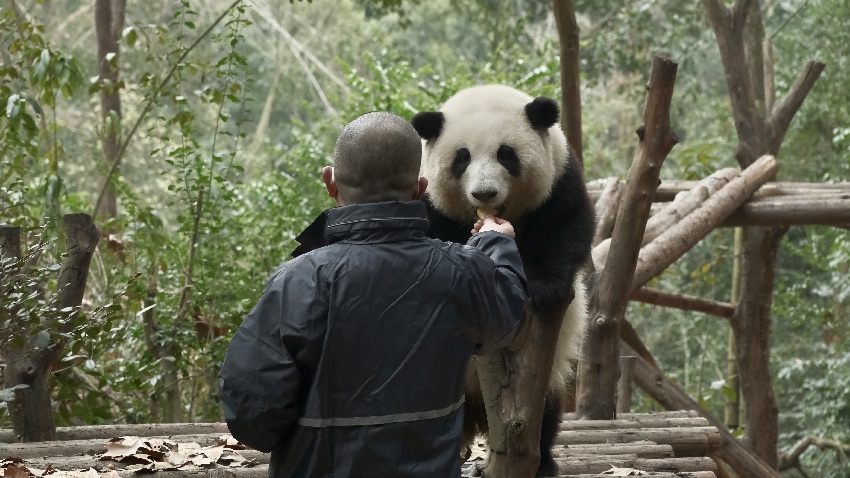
[631, 287, 736, 318]
[702, 0, 764, 166]
[766, 61, 826, 150]
[779, 435, 850, 471]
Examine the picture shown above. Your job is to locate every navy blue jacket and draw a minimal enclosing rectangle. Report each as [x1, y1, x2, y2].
[218, 200, 527, 477]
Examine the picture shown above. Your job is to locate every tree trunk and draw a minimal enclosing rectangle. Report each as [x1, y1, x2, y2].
[730, 225, 785, 467]
[478, 303, 567, 476]
[2, 215, 99, 442]
[703, 0, 825, 468]
[95, 0, 125, 219]
[575, 55, 679, 419]
[552, 0, 582, 164]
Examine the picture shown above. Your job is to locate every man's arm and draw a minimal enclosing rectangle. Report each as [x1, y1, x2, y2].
[218, 260, 326, 452]
[465, 230, 528, 355]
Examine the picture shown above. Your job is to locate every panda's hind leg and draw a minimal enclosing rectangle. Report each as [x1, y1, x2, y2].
[536, 390, 562, 477]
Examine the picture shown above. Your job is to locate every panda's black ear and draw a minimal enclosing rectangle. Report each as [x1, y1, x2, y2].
[411, 111, 444, 140]
[525, 97, 559, 130]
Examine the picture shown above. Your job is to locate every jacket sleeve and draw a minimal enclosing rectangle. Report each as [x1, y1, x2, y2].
[464, 231, 528, 355]
[218, 259, 327, 452]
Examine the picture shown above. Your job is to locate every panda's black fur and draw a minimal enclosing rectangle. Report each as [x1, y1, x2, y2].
[412, 85, 595, 477]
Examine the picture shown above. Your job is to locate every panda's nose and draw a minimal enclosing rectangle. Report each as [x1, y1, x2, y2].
[472, 190, 498, 201]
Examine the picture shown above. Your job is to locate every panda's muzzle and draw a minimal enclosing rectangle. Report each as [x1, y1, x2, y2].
[471, 189, 498, 201]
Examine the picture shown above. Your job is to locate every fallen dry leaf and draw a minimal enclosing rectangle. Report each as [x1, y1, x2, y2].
[2, 464, 33, 478]
[214, 435, 248, 450]
[601, 466, 648, 476]
[46, 468, 102, 478]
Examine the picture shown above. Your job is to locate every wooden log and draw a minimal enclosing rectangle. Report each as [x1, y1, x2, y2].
[624, 342, 780, 477]
[630, 287, 736, 318]
[0, 422, 230, 443]
[556, 441, 674, 459]
[556, 426, 720, 450]
[561, 474, 716, 478]
[587, 180, 850, 202]
[593, 168, 738, 270]
[723, 195, 850, 227]
[564, 410, 699, 420]
[0, 433, 236, 459]
[592, 177, 623, 246]
[555, 456, 718, 474]
[100, 467, 266, 478]
[631, 155, 778, 292]
[559, 416, 711, 431]
[575, 55, 679, 420]
[617, 355, 636, 413]
[16, 448, 269, 469]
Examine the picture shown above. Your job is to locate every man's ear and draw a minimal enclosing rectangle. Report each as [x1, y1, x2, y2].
[412, 176, 428, 200]
[322, 166, 338, 200]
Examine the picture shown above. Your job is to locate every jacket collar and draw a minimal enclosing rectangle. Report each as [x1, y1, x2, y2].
[291, 201, 430, 257]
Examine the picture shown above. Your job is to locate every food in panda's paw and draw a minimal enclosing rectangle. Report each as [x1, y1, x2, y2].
[476, 207, 496, 219]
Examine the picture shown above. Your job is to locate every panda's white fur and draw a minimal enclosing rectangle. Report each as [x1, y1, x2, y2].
[419, 85, 587, 391]
[421, 85, 570, 224]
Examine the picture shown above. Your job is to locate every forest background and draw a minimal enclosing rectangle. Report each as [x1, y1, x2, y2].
[1, 0, 848, 476]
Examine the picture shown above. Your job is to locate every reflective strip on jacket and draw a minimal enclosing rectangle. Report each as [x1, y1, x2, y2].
[219, 200, 527, 477]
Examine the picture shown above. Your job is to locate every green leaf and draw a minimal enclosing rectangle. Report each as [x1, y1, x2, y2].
[122, 26, 138, 47]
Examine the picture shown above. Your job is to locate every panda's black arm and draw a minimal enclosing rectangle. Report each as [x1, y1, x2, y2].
[517, 166, 595, 320]
[423, 196, 474, 244]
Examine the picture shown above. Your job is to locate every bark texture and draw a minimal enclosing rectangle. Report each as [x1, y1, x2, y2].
[703, 0, 825, 468]
[575, 55, 678, 419]
[2, 215, 99, 442]
[479, 302, 570, 476]
[95, 0, 125, 219]
[553, 0, 583, 163]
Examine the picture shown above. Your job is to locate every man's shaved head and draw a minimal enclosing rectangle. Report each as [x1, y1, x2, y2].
[332, 112, 422, 204]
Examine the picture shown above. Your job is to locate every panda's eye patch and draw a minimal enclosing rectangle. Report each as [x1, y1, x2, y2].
[497, 145, 521, 176]
[451, 148, 471, 178]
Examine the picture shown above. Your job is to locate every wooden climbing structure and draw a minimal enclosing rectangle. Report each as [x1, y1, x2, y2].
[2, 411, 722, 478]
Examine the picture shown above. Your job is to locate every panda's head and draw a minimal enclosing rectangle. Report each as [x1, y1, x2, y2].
[411, 85, 569, 223]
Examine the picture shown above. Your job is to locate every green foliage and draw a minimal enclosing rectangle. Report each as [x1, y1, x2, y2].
[0, 226, 130, 424]
[777, 348, 850, 477]
[1, 6, 849, 474]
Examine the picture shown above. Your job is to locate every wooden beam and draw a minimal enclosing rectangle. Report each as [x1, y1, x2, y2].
[594, 168, 738, 271]
[588, 180, 850, 203]
[632, 155, 778, 292]
[631, 287, 735, 318]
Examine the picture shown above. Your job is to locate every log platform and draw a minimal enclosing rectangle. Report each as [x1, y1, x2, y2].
[1, 412, 719, 478]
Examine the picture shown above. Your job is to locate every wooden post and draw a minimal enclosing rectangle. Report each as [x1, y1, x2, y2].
[576, 55, 679, 419]
[616, 356, 635, 413]
[592, 177, 623, 247]
[553, 0, 583, 164]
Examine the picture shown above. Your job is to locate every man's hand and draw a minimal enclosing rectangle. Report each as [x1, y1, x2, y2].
[472, 217, 515, 238]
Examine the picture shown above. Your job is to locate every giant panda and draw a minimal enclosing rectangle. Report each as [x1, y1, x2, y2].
[411, 84, 595, 477]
